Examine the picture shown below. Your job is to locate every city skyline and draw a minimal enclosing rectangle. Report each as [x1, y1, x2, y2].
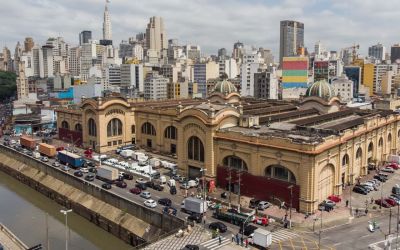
[0, 0, 399, 57]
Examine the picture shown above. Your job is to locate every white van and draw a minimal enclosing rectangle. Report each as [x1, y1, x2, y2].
[159, 175, 167, 185]
[168, 179, 176, 187]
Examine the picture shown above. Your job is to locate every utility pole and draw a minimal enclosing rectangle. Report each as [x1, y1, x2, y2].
[46, 213, 50, 250]
[60, 209, 72, 250]
[228, 167, 232, 208]
[288, 185, 293, 228]
[389, 208, 393, 235]
[237, 169, 243, 213]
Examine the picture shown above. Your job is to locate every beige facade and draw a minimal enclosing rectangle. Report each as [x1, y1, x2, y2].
[56, 81, 400, 213]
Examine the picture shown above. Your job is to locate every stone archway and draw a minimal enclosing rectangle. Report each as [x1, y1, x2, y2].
[318, 164, 334, 202]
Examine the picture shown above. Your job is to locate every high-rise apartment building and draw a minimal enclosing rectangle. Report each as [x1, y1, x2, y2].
[254, 70, 278, 99]
[232, 41, 244, 63]
[103, 2, 112, 40]
[279, 20, 304, 65]
[144, 72, 168, 100]
[80, 42, 97, 81]
[368, 43, 386, 61]
[193, 61, 219, 97]
[121, 63, 143, 92]
[145, 16, 167, 57]
[240, 50, 265, 96]
[218, 48, 227, 59]
[79, 31, 92, 45]
[185, 45, 201, 62]
[331, 75, 353, 102]
[219, 58, 238, 79]
[68, 47, 81, 77]
[39, 45, 54, 78]
[391, 44, 400, 64]
[24, 37, 34, 52]
[16, 61, 28, 100]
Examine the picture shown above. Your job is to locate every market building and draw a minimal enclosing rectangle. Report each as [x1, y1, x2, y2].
[56, 79, 400, 213]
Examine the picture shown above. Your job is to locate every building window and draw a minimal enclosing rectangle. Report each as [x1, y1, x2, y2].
[118, 140, 122, 144]
[342, 154, 349, 166]
[61, 121, 69, 129]
[164, 126, 177, 140]
[223, 155, 248, 171]
[108, 142, 112, 146]
[264, 165, 296, 183]
[131, 125, 135, 134]
[368, 142, 373, 152]
[141, 122, 156, 135]
[107, 118, 123, 137]
[113, 141, 117, 145]
[74, 123, 82, 132]
[378, 137, 383, 147]
[356, 148, 362, 159]
[187, 136, 204, 162]
[88, 118, 97, 137]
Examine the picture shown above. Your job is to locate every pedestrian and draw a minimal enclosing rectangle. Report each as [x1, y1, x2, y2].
[231, 234, 235, 242]
[219, 235, 222, 245]
[236, 233, 239, 245]
[245, 238, 248, 248]
[345, 200, 349, 207]
[355, 208, 359, 216]
[240, 236, 244, 246]
[371, 197, 374, 204]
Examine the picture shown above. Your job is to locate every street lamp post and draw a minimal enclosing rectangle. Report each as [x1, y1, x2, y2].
[288, 185, 294, 228]
[200, 168, 207, 226]
[60, 209, 73, 250]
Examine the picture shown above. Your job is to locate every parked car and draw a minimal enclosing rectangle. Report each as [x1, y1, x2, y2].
[140, 191, 151, 199]
[102, 183, 112, 190]
[353, 186, 368, 195]
[387, 163, 400, 170]
[382, 167, 395, 173]
[249, 199, 261, 209]
[375, 199, 392, 208]
[258, 201, 272, 210]
[153, 184, 164, 191]
[389, 195, 400, 204]
[355, 184, 370, 193]
[136, 183, 147, 190]
[180, 183, 191, 189]
[52, 162, 60, 167]
[385, 198, 397, 206]
[328, 195, 342, 203]
[62, 165, 70, 172]
[208, 222, 227, 233]
[178, 176, 186, 184]
[187, 213, 202, 223]
[359, 183, 374, 192]
[115, 181, 127, 188]
[80, 167, 89, 173]
[41, 156, 49, 162]
[173, 175, 181, 181]
[374, 175, 387, 182]
[84, 174, 95, 182]
[318, 201, 334, 211]
[158, 198, 172, 206]
[163, 206, 177, 216]
[73, 170, 83, 177]
[130, 187, 142, 194]
[170, 185, 177, 195]
[136, 178, 147, 184]
[122, 173, 134, 180]
[253, 216, 269, 226]
[144, 199, 157, 208]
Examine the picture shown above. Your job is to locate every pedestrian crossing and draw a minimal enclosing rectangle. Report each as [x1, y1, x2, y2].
[200, 236, 230, 250]
[272, 229, 299, 243]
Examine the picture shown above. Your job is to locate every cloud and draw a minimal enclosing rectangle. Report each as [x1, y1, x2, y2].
[0, 0, 399, 58]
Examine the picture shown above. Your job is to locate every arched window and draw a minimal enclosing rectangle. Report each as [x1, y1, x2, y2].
[388, 133, 392, 143]
[141, 122, 156, 135]
[187, 136, 204, 162]
[88, 118, 97, 137]
[131, 125, 135, 134]
[368, 142, 373, 152]
[74, 123, 82, 132]
[61, 121, 69, 129]
[265, 165, 296, 183]
[342, 154, 349, 166]
[378, 137, 383, 147]
[107, 118, 123, 137]
[223, 156, 248, 171]
[356, 148, 362, 159]
[164, 126, 177, 140]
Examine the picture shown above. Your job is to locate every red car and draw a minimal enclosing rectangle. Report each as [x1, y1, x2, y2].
[388, 163, 399, 170]
[328, 195, 342, 203]
[130, 187, 141, 194]
[385, 198, 397, 206]
[253, 217, 269, 226]
[375, 199, 391, 208]
[56, 146, 65, 151]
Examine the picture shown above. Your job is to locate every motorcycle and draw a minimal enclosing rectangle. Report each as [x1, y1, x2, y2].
[368, 221, 379, 232]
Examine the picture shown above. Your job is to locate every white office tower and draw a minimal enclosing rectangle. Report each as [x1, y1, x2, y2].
[219, 58, 238, 79]
[145, 16, 167, 58]
[240, 50, 264, 96]
[80, 42, 97, 81]
[20, 52, 34, 77]
[121, 63, 144, 92]
[39, 45, 54, 78]
[103, 1, 112, 40]
[314, 41, 326, 57]
[105, 64, 121, 87]
[68, 47, 81, 77]
[144, 72, 168, 100]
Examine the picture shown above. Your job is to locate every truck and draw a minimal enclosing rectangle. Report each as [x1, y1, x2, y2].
[180, 197, 207, 214]
[38, 143, 56, 158]
[251, 228, 272, 248]
[120, 149, 134, 158]
[96, 165, 119, 183]
[20, 136, 36, 150]
[57, 150, 84, 169]
[149, 158, 161, 168]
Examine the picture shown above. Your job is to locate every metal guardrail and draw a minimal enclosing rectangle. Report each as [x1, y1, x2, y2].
[0, 223, 28, 250]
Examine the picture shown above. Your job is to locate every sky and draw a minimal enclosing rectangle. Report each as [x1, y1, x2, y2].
[0, 0, 399, 58]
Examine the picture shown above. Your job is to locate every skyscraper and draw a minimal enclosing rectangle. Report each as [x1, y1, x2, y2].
[24, 37, 34, 52]
[103, 1, 112, 40]
[279, 20, 304, 65]
[391, 44, 400, 64]
[79, 31, 92, 45]
[368, 43, 386, 61]
[145, 17, 167, 54]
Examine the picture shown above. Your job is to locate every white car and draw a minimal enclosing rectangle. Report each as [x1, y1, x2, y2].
[258, 201, 272, 210]
[136, 178, 147, 184]
[80, 167, 89, 173]
[144, 199, 157, 208]
[140, 191, 151, 199]
[52, 162, 60, 167]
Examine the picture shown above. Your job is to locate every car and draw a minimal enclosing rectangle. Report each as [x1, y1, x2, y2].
[374, 175, 387, 182]
[158, 198, 172, 206]
[180, 183, 191, 189]
[389, 195, 400, 204]
[40, 156, 49, 162]
[253, 216, 269, 226]
[153, 184, 164, 191]
[73, 171, 83, 177]
[136, 183, 147, 190]
[375, 199, 392, 208]
[208, 222, 227, 233]
[353, 186, 368, 195]
[382, 167, 395, 173]
[249, 199, 261, 209]
[122, 173, 134, 180]
[170, 185, 177, 195]
[136, 178, 147, 184]
[182, 245, 199, 250]
[130, 187, 142, 194]
[102, 183, 112, 189]
[56, 146, 65, 151]
[163, 206, 177, 216]
[115, 181, 127, 188]
[355, 184, 370, 193]
[385, 198, 397, 206]
[62, 165, 70, 172]
[80, 167, 89, 173]
[318, 200, 334, 211]
[328, 195, 342, 203]
[258, 201, 272, 210]
[187, 213, 203, 223]
[85, 174, 95, 181]
[144, 199, 157, 208]
[27, 151, 33, 156]
[173, 175, 181, 181]
[88, 167, 97, 173]
[359, 184, 374, 192]
[388, 163, 400, 170]
[140, 191, 151, 199]
[52, 162, 60, 167]
[240, 224, 258, 236]
[178, 176, 186, 184]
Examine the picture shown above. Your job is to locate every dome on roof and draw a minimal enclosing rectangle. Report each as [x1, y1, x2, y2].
[305, 80, 335, 100]
[213, 79, 237, 95]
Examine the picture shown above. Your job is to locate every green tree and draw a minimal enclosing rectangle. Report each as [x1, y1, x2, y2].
[0, 71, 17, 100]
